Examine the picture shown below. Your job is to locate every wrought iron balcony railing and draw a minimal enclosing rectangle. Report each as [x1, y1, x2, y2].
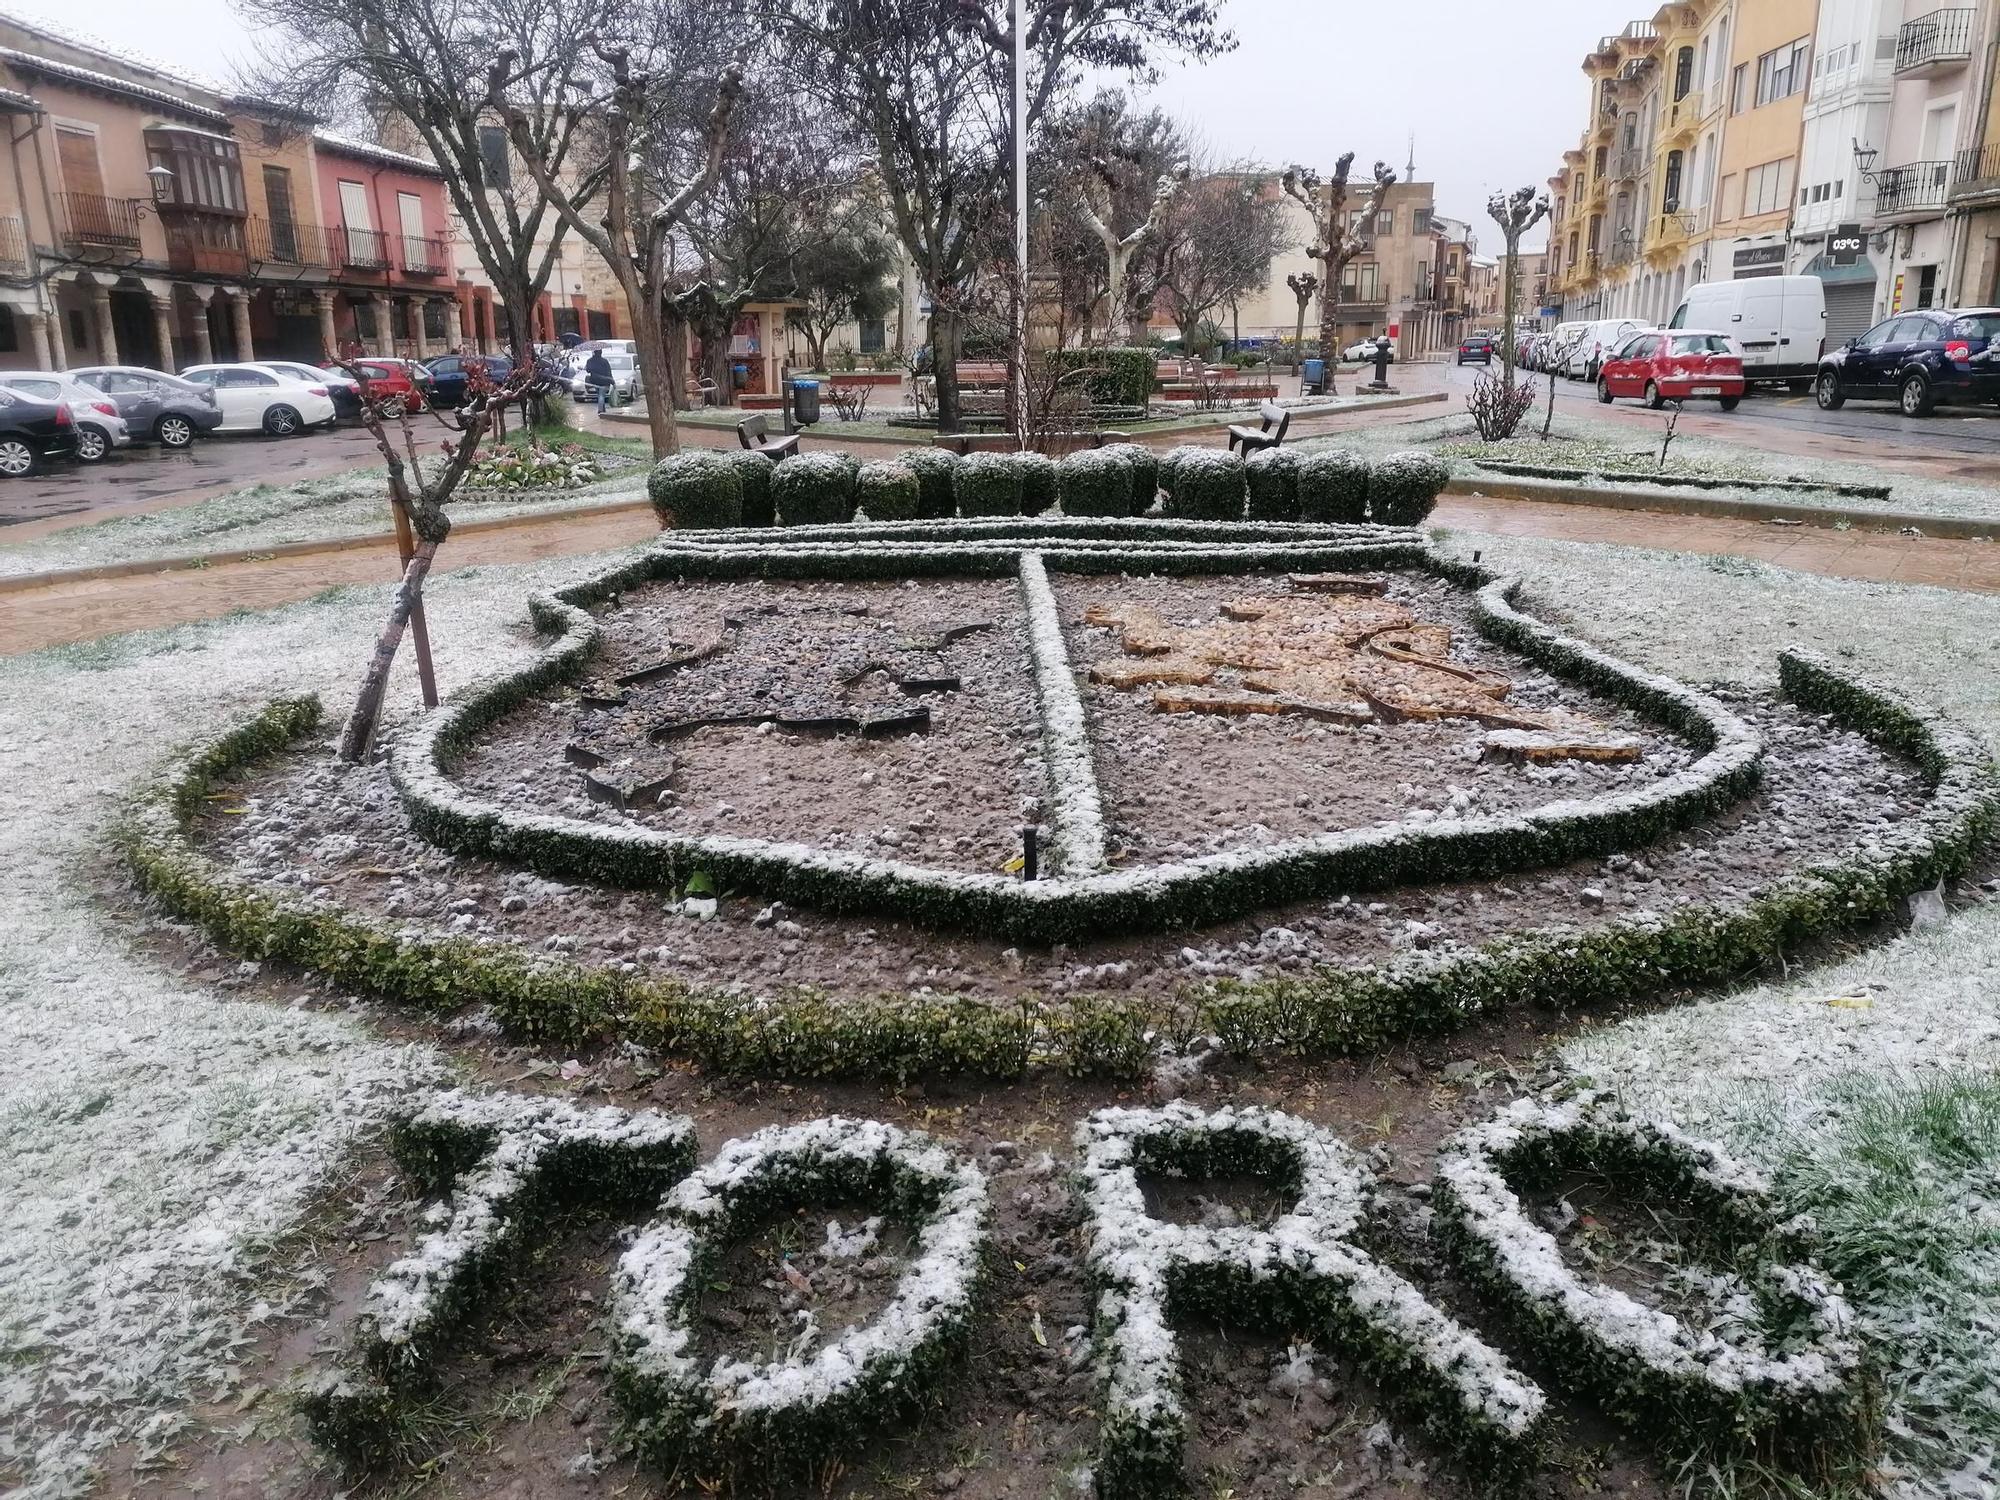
[60, 191, 140, 250]
[1895, 9, 1974, 75]
[1875, 160, 1952, 217]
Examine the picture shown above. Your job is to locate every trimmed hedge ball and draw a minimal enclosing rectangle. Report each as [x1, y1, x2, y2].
[1101, 442, 1159, 514]
[855, 460, 921, 522]
[770, 451, 859, 527]
[954, 451, 1023, 517]
[1014, 452, 1058, 516]
[1297, 448, 1371, 524]
[1056, 447, 1135, 518]
[648, 449, 743, 530]
[724, 449, 776, 528]
[1245, 448, 1302, 523]
[1370, 449, 1451, 526]
[1161, 449, 1247, 521]
[899, 446, 962, 520]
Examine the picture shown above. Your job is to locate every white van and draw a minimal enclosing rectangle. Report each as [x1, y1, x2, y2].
[1565, 318, 1652, 380]
[1668, 276, 1825, 386]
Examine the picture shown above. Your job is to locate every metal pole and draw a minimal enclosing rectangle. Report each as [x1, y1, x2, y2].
[1012, 0, 1028, 448]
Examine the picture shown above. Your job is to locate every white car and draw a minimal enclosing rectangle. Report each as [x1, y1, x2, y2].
[1343, 337, 1395, 363]
[177, 362, 339, 436]
[566, 348, 641, 404]
[261, 360, 361, 418]
[0, 371, 129, 461]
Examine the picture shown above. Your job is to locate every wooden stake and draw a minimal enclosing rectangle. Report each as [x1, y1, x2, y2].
[388, 490, 439, 709]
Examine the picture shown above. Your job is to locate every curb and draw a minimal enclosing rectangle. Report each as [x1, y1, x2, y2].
[1446, 471, 1999, 541]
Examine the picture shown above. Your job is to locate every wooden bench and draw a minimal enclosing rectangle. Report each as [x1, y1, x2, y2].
[1226, 400, 1291, 455]
[737, 413, 799, 461]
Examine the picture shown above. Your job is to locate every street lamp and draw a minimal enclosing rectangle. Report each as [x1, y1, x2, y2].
[1850, 138, 1880, 183]
[146, 162, 175, 202]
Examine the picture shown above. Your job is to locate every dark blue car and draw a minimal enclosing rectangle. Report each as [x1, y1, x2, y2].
[423, 353, 513, 409]
[1815, 308, 2000, 417]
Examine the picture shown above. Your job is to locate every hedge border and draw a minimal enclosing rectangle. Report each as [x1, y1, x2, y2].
[1019, 551, 1108, 874]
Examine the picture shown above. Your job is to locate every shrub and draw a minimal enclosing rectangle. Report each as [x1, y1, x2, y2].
[1014, 452, 1058, 516]
[953, 451, 1023, 517]
[1296, 447, 1371, 524]
[1160, 449, 1246, 521]
[647, 449, 743, 530]
[1465, 369, 1538, 442]
[899, 447, 962, 519]
[1245, 447, 1302, 522]
[1370, 450, 1450, 526]
[1056, 448, 1134, 518]
[1154, 444, 1200, 502]
[1047, 346, 1156, 408]
[855, 460, 921, 522]
[724, 449, 776, 528]
[770, 451, 858, 527]
[1101, 442, 1158, 514]
[469, 441, 604, 493]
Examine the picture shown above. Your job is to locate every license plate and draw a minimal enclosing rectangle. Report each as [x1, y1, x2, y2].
[1691, 386, 1722, 396]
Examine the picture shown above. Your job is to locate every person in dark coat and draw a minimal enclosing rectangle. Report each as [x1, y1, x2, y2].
[584, 349, 614, 414]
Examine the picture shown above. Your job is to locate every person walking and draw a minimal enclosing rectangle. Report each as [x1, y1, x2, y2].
[584, 348, 614, 415]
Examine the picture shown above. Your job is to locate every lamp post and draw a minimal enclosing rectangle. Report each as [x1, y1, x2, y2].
[1011, 0, 1027, 450]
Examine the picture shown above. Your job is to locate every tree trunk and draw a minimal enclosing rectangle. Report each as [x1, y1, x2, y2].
[1105, 245, 1127, 345]
[702, 320, 734, 404]
[1501, 232, 1521, 394]
[339, 539, 440, 762]
[500, 285, 536, 366]
[1319, 277, 1341, 397]
[932, 305, 963, 434]
[661, 308, 693, 410]
[631, 295, 678, 457]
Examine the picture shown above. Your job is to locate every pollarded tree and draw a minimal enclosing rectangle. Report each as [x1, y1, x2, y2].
[1146, 165, 1290, 352]
[1281, 154, 1396, 392]
[1487, 185, 1551, 392]
[787, 213, 902, 373]
[1057, 92, 1187, 341]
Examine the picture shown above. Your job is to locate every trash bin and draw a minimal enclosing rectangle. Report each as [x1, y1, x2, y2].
[1301, 358, 1326, 394]
[790, 378, 821, 427]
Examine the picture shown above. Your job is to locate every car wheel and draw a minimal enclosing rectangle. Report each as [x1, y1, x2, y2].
[74, 426, 109, 462]
[380, 395, 406, 418]
[1596, 376, 1613, 404]
[1899, 372, 1935, 418]
[1718, 396, 1741, 412]
[1644, 381, 1666, 410]
[1815, 372, 1845, 411]
[263, 404, 302, 437]
[0, 437, 34, 476]
[155, 414, 194, 448]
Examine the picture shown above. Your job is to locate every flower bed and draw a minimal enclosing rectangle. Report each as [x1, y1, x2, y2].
[611, 1117, 989, 1476]
[460, 441, 607, 495]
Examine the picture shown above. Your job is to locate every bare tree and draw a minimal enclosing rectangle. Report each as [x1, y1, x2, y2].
[1146, 164, 1289, 353]
[1281, 154, 1395, 395]
[1285, 269, 1318, 368]
[1487, 186, 1551, 393]
[487, 40, 743, 456]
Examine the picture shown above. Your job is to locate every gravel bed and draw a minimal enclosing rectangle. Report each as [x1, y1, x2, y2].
[1059, 571, 1681, 865]
[451, 576, 1040, 876]
[197, 694, 1925, 1004]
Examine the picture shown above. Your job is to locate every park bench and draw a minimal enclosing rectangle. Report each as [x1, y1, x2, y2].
[1225, 399, 1291, 455]
[737, 413, 800, 461]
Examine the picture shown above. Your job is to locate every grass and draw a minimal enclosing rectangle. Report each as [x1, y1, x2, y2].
[1433, 433, 1766, 482]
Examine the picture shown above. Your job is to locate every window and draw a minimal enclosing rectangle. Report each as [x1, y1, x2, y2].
[263, 165, 298, 260]
[1413, 207, 1433, 233]
[1674, 46, 1694, 100]
[858, 317, 885, 354]
[1754, 38, 1809, 107]
[1670, 334, 1732, 355]
[478, 124, 511, 191]
[1742, 158, 1796, 216]
[1914, 265, 1939, 309]
[220, 368, 277, 387]
[586, 309, 613, 340]
[146, 129, 246, 212]
[1718, 172, 1739, 220]
[424, 301, 450, 339]
[1730, 63, 1748, 115]
[68, 308, 87, 351]
[1662, 150, 1684, 212]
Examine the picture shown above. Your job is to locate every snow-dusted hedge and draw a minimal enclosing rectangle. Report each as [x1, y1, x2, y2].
[1019, 552, 1107, 875]
[1014, 450, 1059, 516]
[855, 459, 920, 522]
[1245, 446, 1302, 522]
[1297, 448, 1370, 524]
[1431, 1094, 1865, 1448]
[1160, 447, 1247, 521]
[771, 451, 859, 527]
[300, 1090, 697, 1467]
[1368, 450, 1449, 526]
[1099, 442, 1159, 512]
[897, 446, 961, 519]
[953, 450, 1023, 517]
[611, 1117, 988, 1475]
[1077, 1103, 1547, 1496]
[725, 449, 777, 528]
[648, 449, 744, 530]
[1057, 446, 1135, 518]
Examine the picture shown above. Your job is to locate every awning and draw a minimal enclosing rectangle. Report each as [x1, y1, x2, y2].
[1800, 253, 1878, 285]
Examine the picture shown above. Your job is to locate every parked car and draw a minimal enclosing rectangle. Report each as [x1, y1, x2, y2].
[1596, 330, 1745, 410]
[178, 363, 338, 435]
[0, 372, 129, 461]
[1565, 318, 1652, 380]
[1520, 333, 1549, 371]
[334, 359, 431, 416]
[1669, 275, 1825, 389]
[424, 353, 513, 409]
[0, 386, 77, 475]
[257, 360, 362, 419]
[1343, 336, 1394, 364]
[67, 366, 222, 448]
[566, 348, 642, 404]
[1815, 308, 2000, 416]
[1456, 334, 1493, 366]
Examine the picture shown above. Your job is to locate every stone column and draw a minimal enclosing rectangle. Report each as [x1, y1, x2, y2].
[313, 289, 338, 361]
[90, 283, 119, 365]
[44, 295, 68, 370]
[22, 310, 50, 369]
[230, 289, 254, 362]
[411, 298, 430, 359]
[151, 294, 177, 374]
[371, 294, 394, 357]
[190, 290, 213, 365]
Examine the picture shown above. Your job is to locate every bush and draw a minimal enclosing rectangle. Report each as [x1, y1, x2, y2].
[1465, 369, 1538, 442]
[770, 451, 858, 527]
[1014, 452, 1058, 516]
[1297, 448, 1371, 524]
[1160, 449, 1246, 521]
[1056, 448, 1134, 518]
[1101, 442, 1158, 514]
[855, 460, 921, 522]
[899, 447, 962, 519]
[953, 451, 1022, 517]
[1244, 447, 1302, 522]
[725, 449, 776, 527]
[1047, 346, 1156, 409]
[648, 450, 742, 530]
[468, 441, 605, 493]
[1370, 450, 1450, 526]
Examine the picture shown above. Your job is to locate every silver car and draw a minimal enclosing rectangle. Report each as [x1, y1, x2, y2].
[0, 371, 131, 462]
[567, 348, 640, 404]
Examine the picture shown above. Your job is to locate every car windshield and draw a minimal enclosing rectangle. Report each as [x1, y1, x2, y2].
[1670, 335, 1732, 355]
[1948, 314, 2000, 340]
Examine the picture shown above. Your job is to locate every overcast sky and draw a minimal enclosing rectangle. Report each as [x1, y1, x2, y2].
[0, 0, 1635, 250]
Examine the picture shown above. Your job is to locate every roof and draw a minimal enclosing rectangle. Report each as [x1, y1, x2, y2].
[0, 5, 227, 93]
[312, 129, 443, 177]
[0, 46, 228, 126]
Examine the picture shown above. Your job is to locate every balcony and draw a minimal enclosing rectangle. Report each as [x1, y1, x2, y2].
[164, 213, 250, 277]
[1611, 147, 1645, 180]
[0, 215, 28, 276]
[60, 191, 140, 251]
[1875, 160, 1952, 219]
[248, 217, 334, 269]
[1953, 143, 2000, 200]
[1894, 9, 1974, 77]
[400, 233, 449, 275]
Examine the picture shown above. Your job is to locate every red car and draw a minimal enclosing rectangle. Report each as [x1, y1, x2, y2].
[344, 359, 429, 416]
[1596, 330, 1744, 410]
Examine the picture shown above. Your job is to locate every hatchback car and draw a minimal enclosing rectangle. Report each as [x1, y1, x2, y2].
[67, 366, 222, 448]
[1596, 330, 1745, 410]
[0, 386, 77, 475]
[425, 353, 513, 409]
[1455, 335, 1493, 365]
[338, 358, 431, 416]
[178, 363, 338, 435]
[1343, 337, 1395, 364]
[0, 372, 129, 461]
[1815, 308, 2000, 416]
